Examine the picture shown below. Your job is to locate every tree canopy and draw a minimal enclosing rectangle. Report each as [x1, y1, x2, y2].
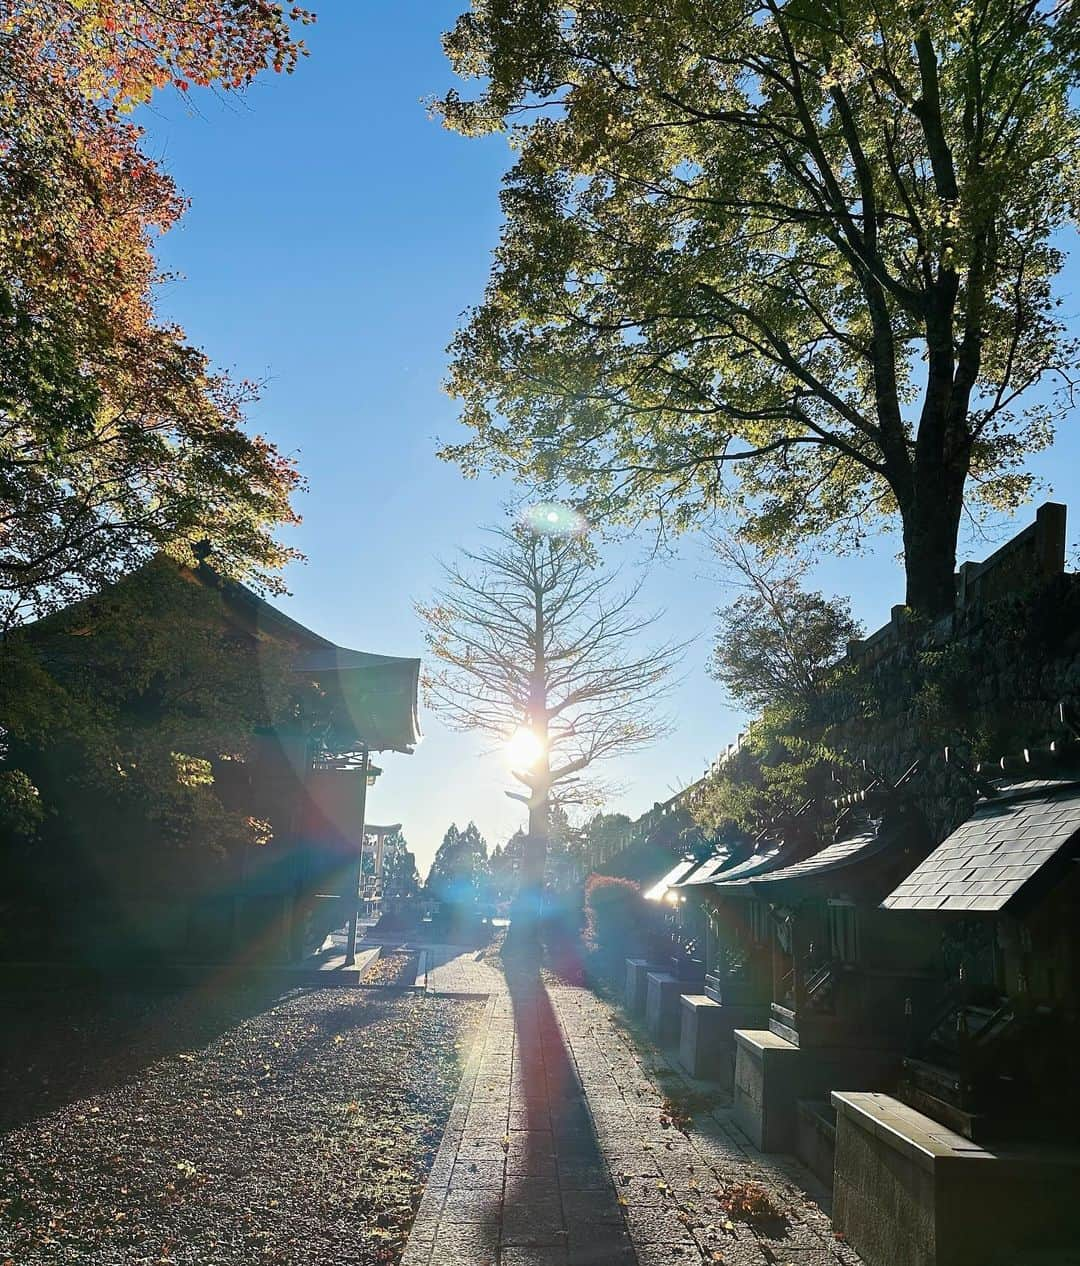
[1, 2, 313, 623]
[426, 821, 491, 905]
[437, 0, 1080, 616]
[380, 829, 421, 899]
[710, 541, 862, 714]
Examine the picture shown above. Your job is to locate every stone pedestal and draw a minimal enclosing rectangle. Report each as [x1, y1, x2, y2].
[796, 1098, 836, 1188]
[624, 958, 664, 1015]
[733, 1028, 801, 1151]
[832, 1091, 1080, 1266]
[678, 996, 765, 1085]
[645, 972, 683, 1044]
[733, 1023, 901, 1156]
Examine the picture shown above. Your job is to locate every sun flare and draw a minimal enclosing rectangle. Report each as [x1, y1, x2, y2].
[506, 726, 545, 769]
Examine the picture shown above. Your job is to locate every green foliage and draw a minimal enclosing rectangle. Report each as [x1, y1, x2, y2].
[693, 703, 849, 837]
[437, 0, 1079, 614]
[381, 829, 421, 898]
[0, 770, 42, 838]
[0, 558, 291, 883]
[426, 821, 491, 906]
[695, 580, 1080, 836]
[711, 550, 862, 714]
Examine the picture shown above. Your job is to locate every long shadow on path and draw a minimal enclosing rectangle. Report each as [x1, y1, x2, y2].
[410, 933, 638, 1266]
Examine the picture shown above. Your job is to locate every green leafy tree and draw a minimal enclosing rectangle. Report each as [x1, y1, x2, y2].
[437, 0, 1079, 617]
[581, 812, 634, 870]
[711, 540, 863, 715]
[489, 834, 523, 901]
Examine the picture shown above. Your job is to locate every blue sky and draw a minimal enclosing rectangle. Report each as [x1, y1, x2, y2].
[143, 2, 1080, 877]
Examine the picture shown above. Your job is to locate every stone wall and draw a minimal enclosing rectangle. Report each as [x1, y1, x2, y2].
[687, 503, 1080, 847]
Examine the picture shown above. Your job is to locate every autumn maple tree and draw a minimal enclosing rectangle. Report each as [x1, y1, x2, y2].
[0, 2, 314, 623]
[437, 0, 1080, 617]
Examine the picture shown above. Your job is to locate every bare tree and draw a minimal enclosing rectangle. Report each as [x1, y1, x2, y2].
[417, 525, 682, 875]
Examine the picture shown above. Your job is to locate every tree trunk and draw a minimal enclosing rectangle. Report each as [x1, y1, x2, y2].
[900, 468, 965, 619]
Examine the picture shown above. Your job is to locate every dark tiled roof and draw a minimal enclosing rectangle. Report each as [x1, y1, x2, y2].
[734, 825, 884, 888]
[882, 779, 1080, 912]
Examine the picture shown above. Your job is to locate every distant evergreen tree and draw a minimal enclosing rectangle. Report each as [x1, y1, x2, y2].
[381, 829, 420, 898]
[489, 830, 525, 903]
[427, 821, 490, 906]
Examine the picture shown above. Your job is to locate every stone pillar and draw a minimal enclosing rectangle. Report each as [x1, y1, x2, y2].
[625, 958, 665, 1014]
[645, 972, 683, 1044]
[732, 1029, 801, 1151]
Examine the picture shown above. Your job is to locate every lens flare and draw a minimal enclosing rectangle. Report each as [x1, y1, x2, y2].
[506, 726, 545, 769]
[521, 502, 587, 538]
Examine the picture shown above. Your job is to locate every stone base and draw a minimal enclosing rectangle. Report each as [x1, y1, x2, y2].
[796, 1098, 836, 1188]
[645, 972, 683, 1045]
[624, 958, 665, 1015]
[678, 996, 766, 1085]
[733, 1029, 801, 1151]
[832, 1091, 1080, 1266]
[733, 1029, 900, 1155]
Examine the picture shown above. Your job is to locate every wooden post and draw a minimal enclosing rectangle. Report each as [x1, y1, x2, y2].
[343, 748, 370, 967]
[791, 912, 807, 1015]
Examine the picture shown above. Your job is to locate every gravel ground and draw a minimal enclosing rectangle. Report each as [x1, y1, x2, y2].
[0, 984, 483, 1265]
[360, 953, 419, 987]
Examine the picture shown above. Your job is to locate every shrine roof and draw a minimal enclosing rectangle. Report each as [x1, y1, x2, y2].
[677, 851, 735, 886]
[730, 822, 892, 892]
[213, 571, 422, 754]
[681, 840, 786, 886]
[882, 778, 1080, 913]
[644, 858, 698, 901]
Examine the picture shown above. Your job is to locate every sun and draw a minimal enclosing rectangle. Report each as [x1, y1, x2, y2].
[506, 726, 545, 769]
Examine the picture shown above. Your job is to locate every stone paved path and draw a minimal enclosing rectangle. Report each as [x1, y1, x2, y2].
[415, 945, 508, 996]
[402, 952, 863, 1266]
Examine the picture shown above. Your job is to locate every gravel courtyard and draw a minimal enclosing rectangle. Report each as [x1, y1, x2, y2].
[0, 983, 483, 1265]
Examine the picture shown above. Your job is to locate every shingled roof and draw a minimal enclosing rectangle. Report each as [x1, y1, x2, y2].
[678, 851, 735, 886]
[882, 778, 1080, 913]
[680, 841, 784, 886]
[725, 825, 886, 891]
[643, 858, 698, 901]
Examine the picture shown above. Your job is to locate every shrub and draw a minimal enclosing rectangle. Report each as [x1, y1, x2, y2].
[583, 874, 654, 979]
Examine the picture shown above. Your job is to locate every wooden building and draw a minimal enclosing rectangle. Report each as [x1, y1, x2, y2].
[2, 558, 421, 968]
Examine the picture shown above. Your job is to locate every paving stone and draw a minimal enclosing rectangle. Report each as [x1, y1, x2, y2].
[400, 959, 865, 1266]
[506, 1151, 559, 1177]
[561, 1188, 625, 1228]
[450, 1157, 507, 1187]
[441, 1184, 504, 1222]
[502, 1198, 566, 1245]
[565, 1228, 637, 1265]
[622, 1201, 700, 1247]
[499, 1248, 569, 1266]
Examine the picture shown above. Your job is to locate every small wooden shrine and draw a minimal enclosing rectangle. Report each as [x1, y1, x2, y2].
[832, 744, 1080, 1266]
[882, 750, 1080, 1141]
